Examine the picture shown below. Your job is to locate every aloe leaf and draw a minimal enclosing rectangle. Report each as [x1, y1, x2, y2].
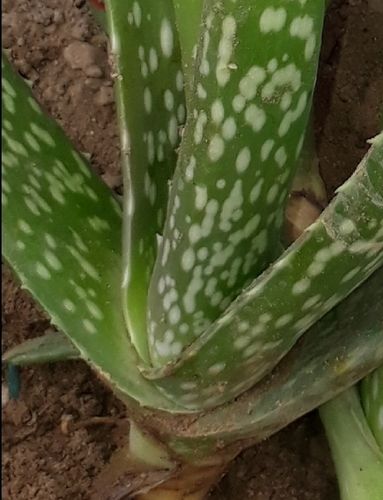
[320, 387, 383, 500]
[156, 267, 383, 457]
[2, 331, 80, 365]
[361, 365, 383, 450]
[143, 135, 383, 410]
[105, 1, 186, 362]
[173, 0, 204, 100]
[1, 56, 187, 413]
[147, 0, 326, 366]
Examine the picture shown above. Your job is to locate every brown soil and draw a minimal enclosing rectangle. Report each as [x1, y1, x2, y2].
[2, 1, 382, 499]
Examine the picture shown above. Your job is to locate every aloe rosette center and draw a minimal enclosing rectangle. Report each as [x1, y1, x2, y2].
[146, 1, 324, 366]
[106, 0, 383, 412]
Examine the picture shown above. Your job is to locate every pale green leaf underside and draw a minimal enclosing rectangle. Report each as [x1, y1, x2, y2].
[143, 135, 383, 410]
[106, 0, 186, 362]
[361, 364, 383, 450]
[148, 0, 326, 366]
[320, 386, 383, 500]
[1, 56, 186, 412]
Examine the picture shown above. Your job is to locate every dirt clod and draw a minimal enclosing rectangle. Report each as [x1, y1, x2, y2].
[94, 85, 114, 106]
[63, 40, 103, 73]
[2, 385, 10, 409]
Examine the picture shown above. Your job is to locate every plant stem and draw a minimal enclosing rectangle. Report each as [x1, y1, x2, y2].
[135, 461, 229, 500]
[129, 421, 175, 470]
[91, 420, 234, 499]
[320, 386, 383, 500]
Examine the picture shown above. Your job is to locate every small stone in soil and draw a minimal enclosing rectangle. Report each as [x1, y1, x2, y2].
[71, 21, 89, 40]
[101, 172, 122, 190]
[85, 64, 103, 78]
[94, 86, 114, 106]
[2, 384, 10, 408]
[63, 40, 103, 72]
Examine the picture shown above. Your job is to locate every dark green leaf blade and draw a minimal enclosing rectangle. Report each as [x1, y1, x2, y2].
[105, 0, 186, 362]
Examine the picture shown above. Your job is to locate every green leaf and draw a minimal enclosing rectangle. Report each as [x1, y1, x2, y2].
[361, 365, 383, 451]
[143, 134, 383, 410]
[151, 267, 383, 457]
[105, 0, 186, 362]
[320, 387, 383, 500]
[147, 0, 326, 366]
[2, 331, 80, 365]
[173, 0, 204, 101]
[1, 55, 187, 413]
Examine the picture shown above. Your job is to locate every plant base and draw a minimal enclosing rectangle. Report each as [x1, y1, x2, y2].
[91, 421, 235, 500]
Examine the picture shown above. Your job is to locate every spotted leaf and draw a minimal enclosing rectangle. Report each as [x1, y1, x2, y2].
[105, 0, 186, 362]
[1, 55, 186, 412]
[148, 0, 326, 366]
[143, 134, 383, 410]
[140, 267, 383, 456]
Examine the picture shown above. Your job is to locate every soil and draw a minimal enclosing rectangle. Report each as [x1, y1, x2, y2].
[2, 0, 382, 499]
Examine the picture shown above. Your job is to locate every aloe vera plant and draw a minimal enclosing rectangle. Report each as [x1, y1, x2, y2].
[2, 0, 383, 498]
